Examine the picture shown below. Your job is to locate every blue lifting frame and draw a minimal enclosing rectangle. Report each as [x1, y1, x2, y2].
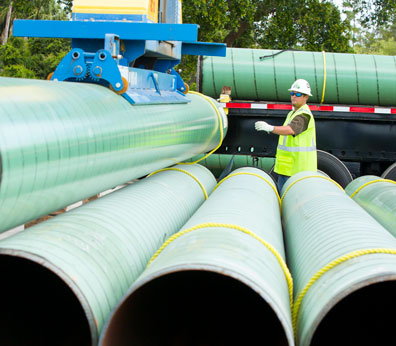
[13, 19, 226, 105]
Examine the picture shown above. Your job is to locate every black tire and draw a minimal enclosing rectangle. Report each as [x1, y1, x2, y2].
[318, 169, 330, 178]
[268, 166, 278, 178]
[269, 150, 352, 188]
[381, 162, 396, 181]
[254, 166, 277, 186]
[317, 150, 352, 188]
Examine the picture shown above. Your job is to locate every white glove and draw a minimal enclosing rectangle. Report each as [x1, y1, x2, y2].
[255, 121, 274, 133]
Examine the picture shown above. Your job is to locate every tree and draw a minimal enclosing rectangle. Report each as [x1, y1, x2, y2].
[57, 0, 72, 14]
[296, 1, 352, 52]
[341, 0, 396, 55]
[255, 0, 351, 51]
[344, 0, 396, 27]
[182, 0, 296, 48]
[341, 0, 361, 48]
[0, 36, 70, 78]
[0, 0, 70, 78]
[0, 0, 68, 45]
[182, 0, 350, 50]
[353, 22, 396, 55]
[180, 0, 351, 88]
[1, 1, 13, 45]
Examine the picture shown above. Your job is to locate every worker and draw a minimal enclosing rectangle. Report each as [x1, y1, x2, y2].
[255, 79, 317, 192]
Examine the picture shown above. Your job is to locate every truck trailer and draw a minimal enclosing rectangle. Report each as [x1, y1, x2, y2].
[198, 48, 396, 187]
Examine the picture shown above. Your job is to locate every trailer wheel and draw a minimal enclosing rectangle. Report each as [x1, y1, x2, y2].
[317, 150, 352, 188]
[269, 151, 352, 188]
[381, 162, 396, 181]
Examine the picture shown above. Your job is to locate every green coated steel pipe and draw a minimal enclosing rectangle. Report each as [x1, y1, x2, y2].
[282, 171, 396, 346]
[100, 167, 294, 346]
[0, 163, 216, 346]
[0, 77, 227, 233]
[199, 48, 396, 106]
[184, 153, 275, 177]
[345, 175, 396, 237]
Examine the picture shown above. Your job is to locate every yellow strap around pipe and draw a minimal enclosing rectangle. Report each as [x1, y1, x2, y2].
[214, 172, 281, 207]
[147, 222, 294, 308]
[281, 175, 344, 205]
[320, 50, 327, 104]
[349, 179, 396, 199]
[292, 248, 396, 335]
[179, 90, 225, 165]
[147, 167, 208, 200]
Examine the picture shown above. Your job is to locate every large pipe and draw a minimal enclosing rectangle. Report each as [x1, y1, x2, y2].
[184, 153, 275, 177]
[100, 167, 294, 346]
[281, 171, 396, 346]
[0, 163, 216, 346]
[199, 48, 396, 106]
[345, 175, 396, 237]
[0, 77, 227, 233]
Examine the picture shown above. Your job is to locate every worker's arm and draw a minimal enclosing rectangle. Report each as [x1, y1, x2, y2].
[255, 121, 294, 135]
[255, 115, 308, 136]
[272, 125, 294, 136]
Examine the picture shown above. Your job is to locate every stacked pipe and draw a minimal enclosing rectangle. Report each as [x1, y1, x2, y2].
[0, 164, 216, 346]
[99, 167, 294, 346]
[345, 175, 396, 237]
[0, 77, 227, 233]
[199, 48, 396, 106]
[281, 171, 396, 346]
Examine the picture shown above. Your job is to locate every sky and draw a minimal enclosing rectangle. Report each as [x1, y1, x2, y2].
[332, 0, 344, 8]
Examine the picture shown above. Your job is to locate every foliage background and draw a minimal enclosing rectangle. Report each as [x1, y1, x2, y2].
[0, 0, 395, 88]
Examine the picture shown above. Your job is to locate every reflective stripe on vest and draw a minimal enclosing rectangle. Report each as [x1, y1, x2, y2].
[278, 137, 316, 152]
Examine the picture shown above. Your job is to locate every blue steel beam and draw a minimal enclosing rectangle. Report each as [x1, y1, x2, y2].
[182, 42, 227, 57]
[11, 16, 226, 105]
[13, 20, 198, 42]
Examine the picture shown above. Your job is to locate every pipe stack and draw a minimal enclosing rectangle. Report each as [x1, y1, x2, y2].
[199, 48, 396, 106]
[0, 164, 215, 346]
[345, 175, 396, 237]
[100, 167, 294, 346]
[0, 77, 227, 232]
[281, 171, 396, 346]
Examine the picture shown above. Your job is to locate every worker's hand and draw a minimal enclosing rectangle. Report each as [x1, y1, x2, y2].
[255, 121, 274, 133]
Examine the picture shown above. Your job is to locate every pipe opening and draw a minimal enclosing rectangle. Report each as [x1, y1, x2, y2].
[102, 270, 289, 346]
[311, 280, 396, 346]
[0, 254, 91, 346]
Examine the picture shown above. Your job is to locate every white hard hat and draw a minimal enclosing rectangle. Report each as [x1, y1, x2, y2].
[288, 79, 312, 96]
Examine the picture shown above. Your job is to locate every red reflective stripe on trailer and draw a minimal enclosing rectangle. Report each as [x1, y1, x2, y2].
[310, 105, 334, 111]
[226, 103, 251, 108]
[267, 104, 293, 110]
[226, 103, 396, 114]
[350, 107, 375, 113]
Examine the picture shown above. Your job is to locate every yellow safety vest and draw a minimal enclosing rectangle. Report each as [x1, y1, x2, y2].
[274, 104, 317, 176]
